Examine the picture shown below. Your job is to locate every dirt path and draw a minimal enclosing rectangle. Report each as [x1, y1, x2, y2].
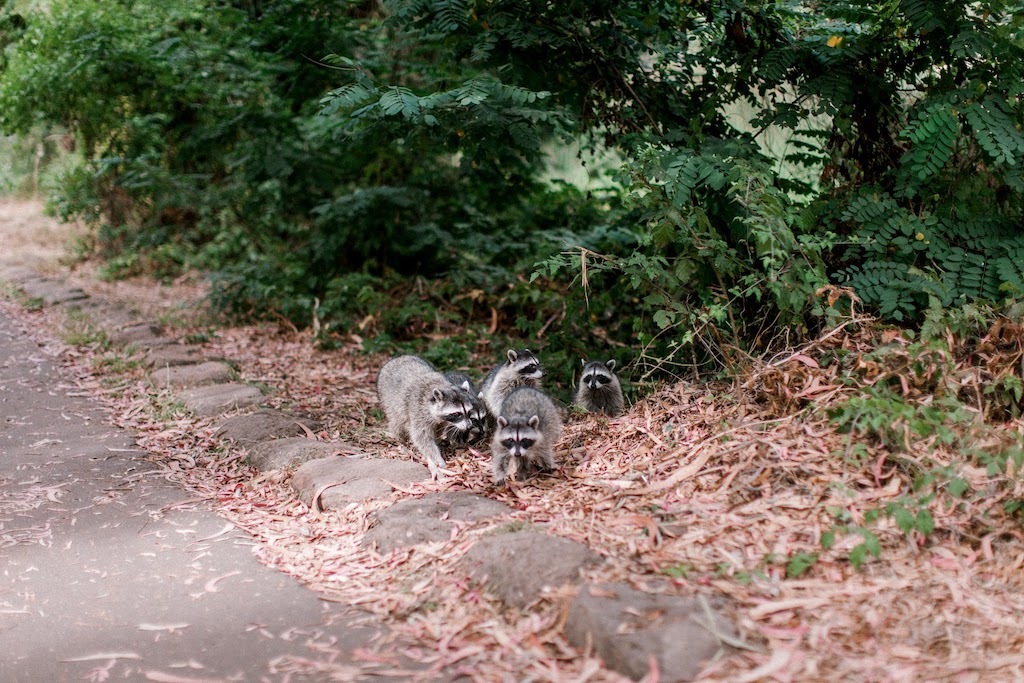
[0, 302, 408, 681]
[1, 198, 81, 271]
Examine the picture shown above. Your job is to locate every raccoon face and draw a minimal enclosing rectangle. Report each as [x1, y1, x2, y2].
[494, 415, 543, 460]
[431, 386, 476, 443]
[443, 373, 487, 442]
[508, 349, 543, 382]
[468, 392, 488, 440]
[581, 359, 616, 390]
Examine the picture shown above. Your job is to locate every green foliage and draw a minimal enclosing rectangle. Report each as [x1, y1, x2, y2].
[884, 495, 936, 540]
[821, 521, 881, 571]
[3, 0, 1024, 377]
[818, 1, 1024, 320]
[785, 552, 818, 578]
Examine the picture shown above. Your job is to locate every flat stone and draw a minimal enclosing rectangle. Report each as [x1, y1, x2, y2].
[0, 265, 41, 284]
[247, 437, 360, 471]
[108, 322, 170, 347]
[459, 531, 600, 609]
[19, 278, 89, 305]
[178, 383, 263, 417]
[146, 345, 210, 368]
[61, 299, 138, 331]
[363, 492, 512, 553]
[150, 361, 233, 390]
[83, 301, 147, 331]
[566, 583, 737, 682]
[215, 409, 322, 446]
[291, 457, 430, 510]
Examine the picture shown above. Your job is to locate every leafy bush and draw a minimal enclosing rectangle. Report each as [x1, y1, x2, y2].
[3, 0, 1024, 380]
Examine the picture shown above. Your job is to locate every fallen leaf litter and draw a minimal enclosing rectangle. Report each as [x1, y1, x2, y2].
[5, 293, 1024, 681]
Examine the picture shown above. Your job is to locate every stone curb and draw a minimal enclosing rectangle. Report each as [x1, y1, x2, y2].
[566, 583, 738, 682]
[0, 262, 741, 681]
[291, 456, 431, 508]
[215, 409, 322, 445]
[362, 491, 512, 554]
[246, 437, 351, 472]
[150, 361, 234, 390]
[458, 530, 601, 609]
[179, 382, 264, 417]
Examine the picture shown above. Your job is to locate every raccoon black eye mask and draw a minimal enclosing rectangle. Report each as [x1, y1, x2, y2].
[490, 386, 562, 486]
[480, 348, 543, 416]
[574, 359, 624, 416]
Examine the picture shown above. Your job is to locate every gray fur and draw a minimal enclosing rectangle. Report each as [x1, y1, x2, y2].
[443, 371, 489, 444]
[479, 348, 543, 416]
[376, 355, 478, 475]
[490, 386, 562, 486]
[574, 359, 624, 416]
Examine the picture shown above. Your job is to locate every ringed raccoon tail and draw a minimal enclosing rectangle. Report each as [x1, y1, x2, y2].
[479, 348, 543, 416]
[490, 386, 562, 486]
[443, 371, 489, 444]
[574, 359, 624, 416]
[376, 355, 478, 475]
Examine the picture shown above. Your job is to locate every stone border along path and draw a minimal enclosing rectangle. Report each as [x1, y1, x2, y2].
[0, 263, 741, 682]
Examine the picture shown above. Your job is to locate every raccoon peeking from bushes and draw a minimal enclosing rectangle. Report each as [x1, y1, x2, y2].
[376, 355, 483, 477]
[491, 386, 563, 486]
[574, 359, 624, 416]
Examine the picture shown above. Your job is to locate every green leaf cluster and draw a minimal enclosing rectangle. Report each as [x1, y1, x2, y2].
[3, 0, 1024, 377]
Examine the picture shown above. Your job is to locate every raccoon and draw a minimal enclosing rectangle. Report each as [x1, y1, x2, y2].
[491, 386, 563, 486]
[376, 355, 479, 476]
[574, 359, 625, 416]
[443, 371, 489, 444]
[479, 348, 543, 416]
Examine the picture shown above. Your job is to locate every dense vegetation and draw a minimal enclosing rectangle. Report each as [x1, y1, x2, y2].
[2, 0, 1024, 392]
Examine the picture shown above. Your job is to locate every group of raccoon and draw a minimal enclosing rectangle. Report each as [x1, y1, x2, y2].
[376, 349, 624, 485]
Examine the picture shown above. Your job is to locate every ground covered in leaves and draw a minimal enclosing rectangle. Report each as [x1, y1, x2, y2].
[5, 199, 1024, 681]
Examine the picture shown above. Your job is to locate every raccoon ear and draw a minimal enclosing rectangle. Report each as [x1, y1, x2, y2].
[477, 391, 485, 399]
[580, 358, 587, 367]
[528, 415, 540, 429]
[497, 416, 509, 428]
[506, 349, 518, 363]
[460, 380, 471, 392]
[606, 359, 616, 371]
[432, 388, 445, 402]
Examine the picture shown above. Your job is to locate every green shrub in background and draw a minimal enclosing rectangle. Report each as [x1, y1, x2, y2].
[2, 0, 1024, 384]
[814, 1, 1024, 321]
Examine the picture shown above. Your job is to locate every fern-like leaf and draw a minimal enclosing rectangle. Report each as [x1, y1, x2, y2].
[899, 102, 958, 181]
[432, 0, 468, 32]
[379, 86, 421, 118]
[965, 98, 1024, 167]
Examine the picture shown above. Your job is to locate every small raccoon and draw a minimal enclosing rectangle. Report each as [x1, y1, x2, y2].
[491, 386, 563, 486]
[479, 348, 543, 416]
[574, 359, 624, 416]
[376, 355, 479, 476]
[443, 371, 489, 444]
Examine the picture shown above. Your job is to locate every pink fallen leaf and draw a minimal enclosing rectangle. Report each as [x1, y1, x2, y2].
[137, 623, 190, 632]
[144, 672, 223, 683]
[62, 653, 141, 663]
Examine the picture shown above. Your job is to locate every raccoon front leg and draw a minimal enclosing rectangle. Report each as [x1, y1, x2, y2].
[409, 424, 450, 478]
[492, 451, 512, 486]
[535, 449, 556, 473]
